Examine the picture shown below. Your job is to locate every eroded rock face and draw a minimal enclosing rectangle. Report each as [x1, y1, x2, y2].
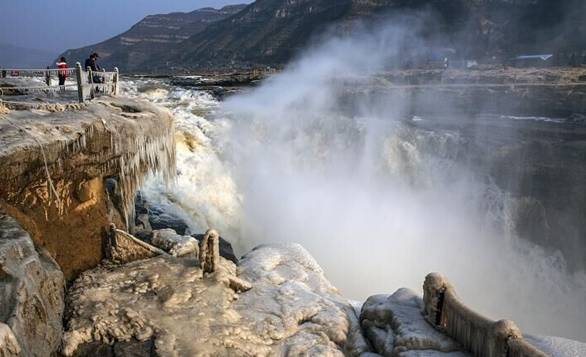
[0, 97, 175, 280]
[360, 288, 469, 357]
[62, 244, 369, 356]
[0, 213, 65, 357]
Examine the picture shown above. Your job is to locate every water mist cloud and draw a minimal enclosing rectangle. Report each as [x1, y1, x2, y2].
[216, 18, 586, 341]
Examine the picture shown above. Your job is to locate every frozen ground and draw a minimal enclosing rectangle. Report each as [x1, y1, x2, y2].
[62, 244, 368, 356]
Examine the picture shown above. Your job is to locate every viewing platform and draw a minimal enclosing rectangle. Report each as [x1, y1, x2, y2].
[0, 63, 119, 106]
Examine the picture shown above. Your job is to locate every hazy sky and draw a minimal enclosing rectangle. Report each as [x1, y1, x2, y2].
[0, 0, 252, 54]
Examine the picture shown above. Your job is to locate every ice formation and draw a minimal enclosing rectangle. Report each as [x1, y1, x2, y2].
[61, 244, 368, 356]
[108, 226, 167, 264]
[1, 97, 175, 225]
[122, 81, 243, 248]
[0, 96, 177, 279]
[360, 289, 468, 356]
[151, 228, 199, 257]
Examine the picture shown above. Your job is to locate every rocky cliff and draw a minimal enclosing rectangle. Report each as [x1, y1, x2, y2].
[0, 98, 175, 280]
[169, 0, 585, 70]
[60, 5, 247, 72]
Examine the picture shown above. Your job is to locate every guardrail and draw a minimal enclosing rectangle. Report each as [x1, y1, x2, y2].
[0, 62, 119, 103]
[423, 273, 549, 357]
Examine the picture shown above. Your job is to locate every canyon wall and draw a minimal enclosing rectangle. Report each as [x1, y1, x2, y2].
[0, 98, 175, 280]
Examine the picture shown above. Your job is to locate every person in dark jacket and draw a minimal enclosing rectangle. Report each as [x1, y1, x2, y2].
[85, 53, 103, 83]
[84, 52, 101, 71]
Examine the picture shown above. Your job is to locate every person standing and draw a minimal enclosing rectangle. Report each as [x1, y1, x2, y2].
[85, 53, 103, 83]
[56, 57, 68, 87]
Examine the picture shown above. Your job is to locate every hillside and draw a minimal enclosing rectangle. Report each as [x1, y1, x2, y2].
[167, 0, 586, 70]
[60, 5, 247, 72]
[62, 0, 586, 73]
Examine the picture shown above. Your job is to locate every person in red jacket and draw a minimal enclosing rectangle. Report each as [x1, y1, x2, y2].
[56, 57, 68, 86]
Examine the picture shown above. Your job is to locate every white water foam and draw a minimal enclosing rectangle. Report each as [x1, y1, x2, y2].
[122, 81, 243, 249]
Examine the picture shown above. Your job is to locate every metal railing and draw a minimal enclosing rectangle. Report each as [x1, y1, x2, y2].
[0, 62, 119, 103]
[423, 273, 549, 357]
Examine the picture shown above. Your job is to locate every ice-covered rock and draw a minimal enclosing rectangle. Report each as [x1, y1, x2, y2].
[62, 244, 370, 356]
[151, 228, 199, 257]
[108, 226, 165, 264]
[134, 193, 239, 263]
[0, 213, 65, 357]
[236, 243, 370, 356]
[0, 323, 21, 357]
[360, 288, 468, 357]
[0, 97, 176, 280]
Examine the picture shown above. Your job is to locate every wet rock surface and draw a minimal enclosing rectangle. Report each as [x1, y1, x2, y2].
[62, 244, 366, 356]
[146, 206, 189, 236]
[134, 194, 239, 263]
[0, 212, 65, 357]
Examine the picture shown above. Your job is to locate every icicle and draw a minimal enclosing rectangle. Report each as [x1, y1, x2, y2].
[97, 117, 177, 227]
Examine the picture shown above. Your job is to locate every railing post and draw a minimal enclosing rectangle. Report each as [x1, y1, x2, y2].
[45, 66, 51, 86]
[492, 320, 522, 357]
[113, 67, 119, 96]
[75, 62, 84, 103]
[101, 68, 106, 95]
[423, 273, 450, 326]
[87, 66, 94, 98]
[199, 229, 220, 274]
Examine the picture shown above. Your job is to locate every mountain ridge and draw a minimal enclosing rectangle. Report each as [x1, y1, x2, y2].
[60, 4, 247, 71]
[61, 0, 586, 73]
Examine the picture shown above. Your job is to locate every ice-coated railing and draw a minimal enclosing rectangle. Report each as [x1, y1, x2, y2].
[0, 63, 119, 103]
[423, 273, 549, 357]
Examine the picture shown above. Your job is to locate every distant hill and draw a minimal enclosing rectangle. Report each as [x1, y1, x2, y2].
[62, 0, 586, 73]
[60, 5, 247, 72]
[0, 43, 56, 69]
[167, 0, 586, 70]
